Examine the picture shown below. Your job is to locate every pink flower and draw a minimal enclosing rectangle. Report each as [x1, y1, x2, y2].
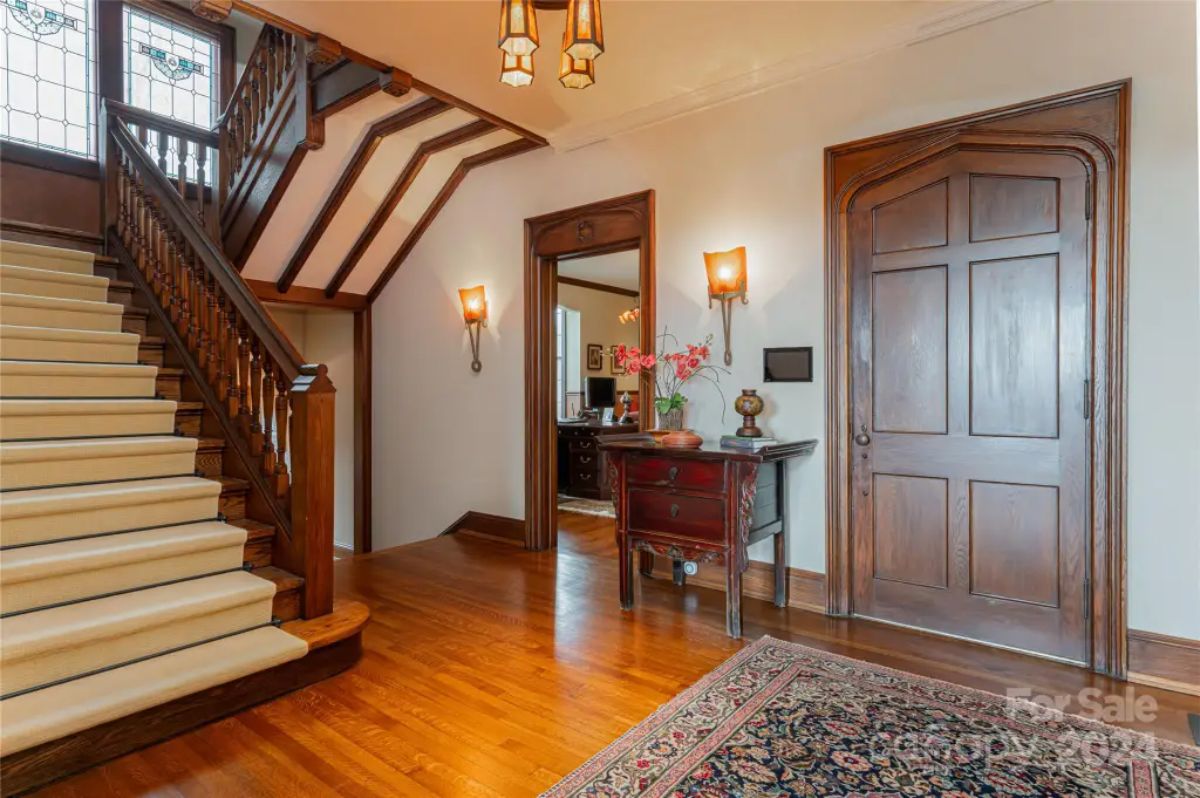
[687, 356, 700, 369]
[640, 354, 656, 369]
[625, 359, 642, 375]
[615, 343, 627, 365]
[675, 361, 692, 380]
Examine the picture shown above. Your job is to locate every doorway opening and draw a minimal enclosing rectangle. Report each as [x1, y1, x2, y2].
[523, 190, 655, 551]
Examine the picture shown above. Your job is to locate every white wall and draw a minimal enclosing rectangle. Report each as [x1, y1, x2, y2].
[268, 305, 357, 551]
[372, 1, 1200, 639]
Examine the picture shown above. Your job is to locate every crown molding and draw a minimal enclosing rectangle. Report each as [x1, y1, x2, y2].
[548, 0, 1047, 152]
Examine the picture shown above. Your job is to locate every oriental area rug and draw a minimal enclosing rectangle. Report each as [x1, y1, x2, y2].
[542, 636, 1200, 798]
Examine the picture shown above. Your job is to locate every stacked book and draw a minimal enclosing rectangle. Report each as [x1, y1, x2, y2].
[720, 435, 777, 450]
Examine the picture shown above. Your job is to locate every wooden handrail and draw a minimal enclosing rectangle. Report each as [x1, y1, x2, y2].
[102, 97, 334, 618]
[105, 102, 303, 378]
[105, 100, 219, 148]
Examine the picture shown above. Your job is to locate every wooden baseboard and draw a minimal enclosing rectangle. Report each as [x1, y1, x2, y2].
[649, 558, 826, 613]
[1127, 629, 1200, 697]
[0, 633, 362, 797]
[442, 510, 525, 546]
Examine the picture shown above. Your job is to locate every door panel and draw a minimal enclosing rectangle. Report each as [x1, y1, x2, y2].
[849, 148, 1090, 664]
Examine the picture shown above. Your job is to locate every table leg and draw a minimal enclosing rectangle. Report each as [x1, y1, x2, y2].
[774, 530, 788, 608]
[638, 551, 655, 577]
[618, 533, 634, 610]
[725, 558, 742, 638]
[672, 558, 686, 586]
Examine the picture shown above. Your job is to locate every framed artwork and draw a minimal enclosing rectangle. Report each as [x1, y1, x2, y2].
[610, 345, 626, 375]
[586, 343, 603, 371]
[763, 346, 813, 382]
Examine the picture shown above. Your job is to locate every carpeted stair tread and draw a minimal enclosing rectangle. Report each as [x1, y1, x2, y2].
[0, 398, 178, 440]
[0, 263, 109, 302]
[0, 625, 308, 756]
[0, 292, 125, 333]
[0, 435, 199, 490]
[0, 520, 248, 613]
[0, 240, 95, 275]
[0, 360, 159, 398]
[0, 324, 140, 364]
[0, 570, 277, 696]
[0, 475, 221, 547]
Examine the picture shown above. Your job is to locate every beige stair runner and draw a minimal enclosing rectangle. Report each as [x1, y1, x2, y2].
[0, 240, 307, 757]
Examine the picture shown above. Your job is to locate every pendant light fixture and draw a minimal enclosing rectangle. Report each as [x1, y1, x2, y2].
[498, 0, 539, 57]
[497, 0, 603, 89]
[558, 29, 594, 89]
[499, 51, 535, 87]
[563, 0, 603, 60]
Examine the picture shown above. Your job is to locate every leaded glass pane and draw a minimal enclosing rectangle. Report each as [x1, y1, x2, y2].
[123, 4, 218, 185]
[0, 0, 96, 158]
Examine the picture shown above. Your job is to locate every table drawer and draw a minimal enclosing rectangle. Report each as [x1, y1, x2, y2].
[570, 452, 601, 473]
[569, 436, 599, 453]
[627, 456, 725, 493]
[627, 489, 724, 542]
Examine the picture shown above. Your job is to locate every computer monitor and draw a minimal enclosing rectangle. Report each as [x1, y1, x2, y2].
[584, 376, 616, 409]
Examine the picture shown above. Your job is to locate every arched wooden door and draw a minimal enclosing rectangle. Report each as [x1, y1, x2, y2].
[847, 146, 1092, 664]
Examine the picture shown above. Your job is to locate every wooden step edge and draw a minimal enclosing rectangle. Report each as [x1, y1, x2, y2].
[227, 516, 274, 540]
[121, 306, 148, 318]
[217, 475, 249, 495]
[176, 401, 204, 412]
[253, 565, 303, 592]
[137, 336, 164, 346]
[156, 366, 183, 376]
[196, 436, 225, 452]
[282, 600, 369, 652]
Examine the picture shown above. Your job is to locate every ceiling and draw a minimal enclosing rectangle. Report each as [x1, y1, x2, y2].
[257, 1, 1037, 149]
[558, 250, 639, 291]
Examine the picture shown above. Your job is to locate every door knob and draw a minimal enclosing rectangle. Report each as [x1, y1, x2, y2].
[668, 466, 679, 481]
[670, 504, 680, 518]
[854, 425, 871, 446]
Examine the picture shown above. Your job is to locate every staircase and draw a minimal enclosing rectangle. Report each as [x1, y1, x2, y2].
[0, 239, 315, 760]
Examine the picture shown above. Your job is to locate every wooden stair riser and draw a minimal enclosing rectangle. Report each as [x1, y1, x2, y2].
[155, 368, 184, 400]
[138, 338, 165, 367]
[174, 401, 204, 437]
[253, 567, 303, 622]
[120, 309, 148, 337]
[195, 438, 224, 478]
[219, 481, 248, 520]
[106, 280, 135, 308]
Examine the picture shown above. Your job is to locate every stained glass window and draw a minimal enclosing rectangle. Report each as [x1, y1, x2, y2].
[123, 4, 218, 184]
[0, 0, 96, 158]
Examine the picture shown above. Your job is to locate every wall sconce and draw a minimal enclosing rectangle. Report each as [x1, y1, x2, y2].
[703, 246, 748, 366]
[458, 284, 488, 373]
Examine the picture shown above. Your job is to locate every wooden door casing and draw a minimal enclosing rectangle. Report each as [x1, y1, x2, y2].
[824, 81, 1130, 676]
[848, 149, 1091, 664]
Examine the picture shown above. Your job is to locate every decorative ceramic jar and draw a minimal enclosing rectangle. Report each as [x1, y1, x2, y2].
[733, 388, 764, 437]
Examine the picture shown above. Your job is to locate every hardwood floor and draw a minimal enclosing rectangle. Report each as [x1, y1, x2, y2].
[37, 512, 1199, 797]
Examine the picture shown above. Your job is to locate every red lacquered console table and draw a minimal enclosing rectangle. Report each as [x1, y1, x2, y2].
[599, 437, 818, 638]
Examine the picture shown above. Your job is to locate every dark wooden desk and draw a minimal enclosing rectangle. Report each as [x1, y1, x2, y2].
[600, 437, 817, 637]
[557, 420, 637, 500]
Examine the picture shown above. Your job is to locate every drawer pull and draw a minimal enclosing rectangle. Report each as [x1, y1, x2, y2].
[670, 504, 680, 518]
[668, 466, 679, 481]
[579, 440, 594, 449]
[580, 472, 593, 481]
[580, 456, 592, 464]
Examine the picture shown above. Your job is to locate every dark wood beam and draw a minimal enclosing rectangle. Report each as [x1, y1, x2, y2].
[366, 137, 544, 302]
[557, 275, 639, 298]
[246, 278, 368, 311]
[274, 97, 451, 293]
[353, 306, 373, 554]
[323, 119, 497, 297]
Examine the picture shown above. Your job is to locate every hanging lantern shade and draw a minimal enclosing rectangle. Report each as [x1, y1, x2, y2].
[558, 30, 594, 89]
[564, 0, 603, 61]
[499, 51, 535, 87]
[498, 0, 539, 57]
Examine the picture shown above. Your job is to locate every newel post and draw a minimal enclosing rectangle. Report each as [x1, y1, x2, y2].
[289, 363, 335, 618]
[98, 100, 120, 246]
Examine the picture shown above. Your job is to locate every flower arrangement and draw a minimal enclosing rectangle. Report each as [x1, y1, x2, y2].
[615, 330, 726, 429]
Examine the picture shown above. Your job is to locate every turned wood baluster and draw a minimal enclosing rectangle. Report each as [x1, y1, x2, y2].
[207, 278, 221, 385]
[117, 159, 130, 241]
[195, 142, 208, 228]
[224, 299, 240, 415]
[274, 365, 290, 496]
[237, 328, 252, 437]
[262, 365, 277, 476]
[249, 339, 264, 454]
[150, 209, 165, 301]
[135, 184, 150, 279]
[165, 234, 180, 325]
[177, 136, 188, 200]
[176, 251, 192, 340]
[156, 131, 169, 175]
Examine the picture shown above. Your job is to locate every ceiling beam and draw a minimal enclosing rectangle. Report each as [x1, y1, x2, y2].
[274, 97, 451, 293]
[247, 279, 368, 311]
[366, 137, 544, 302]
[557, 275, 639, 298]
[323, 119, 498, 297]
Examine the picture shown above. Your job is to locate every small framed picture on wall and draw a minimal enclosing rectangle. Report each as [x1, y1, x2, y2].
[587, 344, 603, 371]
[610, 346, 625, 375]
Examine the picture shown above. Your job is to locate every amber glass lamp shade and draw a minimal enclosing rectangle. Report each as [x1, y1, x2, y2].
[564, 0, 604, 60]
[498, 0, 539, 56]
[704, 246, 748, 298]
[499, 51, 534, 87]
[459, 285, 488, 323]
[558, 31, 594, 89]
